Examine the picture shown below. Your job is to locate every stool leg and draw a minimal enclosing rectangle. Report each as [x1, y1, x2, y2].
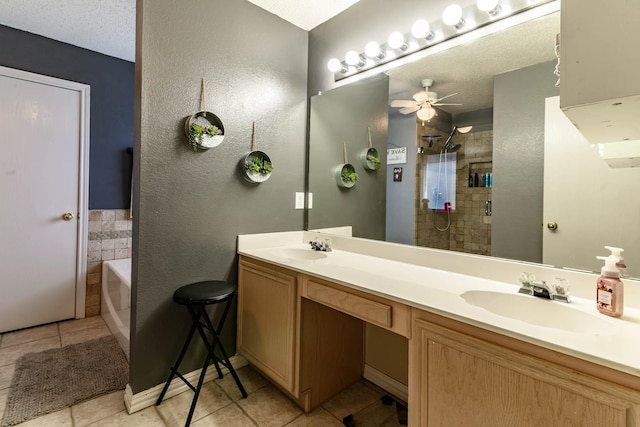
[184, 346, 215, 427]
[156, 315, 200, 405]
[190, 305, 224, 379]
[202, 297, 248, 399]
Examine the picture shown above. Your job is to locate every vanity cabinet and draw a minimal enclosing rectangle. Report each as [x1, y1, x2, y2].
[409, 309, 640, 426]
[560, 0, 640, 144]
[237, 257, 364, 410]
[237, 257, 301, 394]
[239, 255, 640, 424]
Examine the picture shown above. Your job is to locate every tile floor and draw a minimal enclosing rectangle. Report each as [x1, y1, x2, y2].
[0, 317, 405, 426]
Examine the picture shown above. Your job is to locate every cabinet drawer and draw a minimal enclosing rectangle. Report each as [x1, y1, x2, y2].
[302, 277, 409, 337]
[306, 281, 391, 328]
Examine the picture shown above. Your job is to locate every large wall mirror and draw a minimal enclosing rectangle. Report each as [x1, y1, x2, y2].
[308, 8, 640, 278]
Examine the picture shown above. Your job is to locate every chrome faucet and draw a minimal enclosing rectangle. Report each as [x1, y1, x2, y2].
[518, 273, 570, 303]
[309, 238, 332, 252]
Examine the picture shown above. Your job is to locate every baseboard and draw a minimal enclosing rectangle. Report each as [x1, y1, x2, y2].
[124, 354, 248, 414]
[363, 364, 408, 404]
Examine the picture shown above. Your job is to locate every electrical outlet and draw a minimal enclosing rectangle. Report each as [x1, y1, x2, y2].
[295, 192, 304, 209]
[308, 193, 313, 209]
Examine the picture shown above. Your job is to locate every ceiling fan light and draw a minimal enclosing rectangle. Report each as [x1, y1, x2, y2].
[345, 50, 365, 68]
[442, 4, 465, 29]
[388, 31, 408, 51]
[411, 19, 435, 42]
[477, 0, 501, 16]
[416, 107, 436, 121]
[327, 57, 346, 73]
[364, 41, 385, 60]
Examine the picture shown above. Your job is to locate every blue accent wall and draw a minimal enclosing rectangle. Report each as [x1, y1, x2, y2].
[0, 25, 134, 209]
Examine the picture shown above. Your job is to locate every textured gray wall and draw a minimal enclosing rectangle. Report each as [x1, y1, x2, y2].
[132, 0, 308, 392]
[308, 75, 388, 240]
[492, 61, 558, 262]
[385, 112, 417, 245]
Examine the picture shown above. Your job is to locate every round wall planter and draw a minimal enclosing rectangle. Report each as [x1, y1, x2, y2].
[361, 147, 381, 171]
[335, 163, 358, 189]
[184, 111, 225, 150]
[243, 150, 273, 183]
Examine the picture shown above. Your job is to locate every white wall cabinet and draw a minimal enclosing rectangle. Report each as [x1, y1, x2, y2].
[560, 0, 640, 144]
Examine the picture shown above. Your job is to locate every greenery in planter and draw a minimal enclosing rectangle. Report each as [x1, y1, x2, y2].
[366, 154, 381, 170]
[341, 167, 358, 184]
[188, 123, 222, 151]
[246, 155, 273, 175]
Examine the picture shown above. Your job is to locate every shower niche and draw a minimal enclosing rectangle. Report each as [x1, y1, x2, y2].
[468, 161, 493, 188]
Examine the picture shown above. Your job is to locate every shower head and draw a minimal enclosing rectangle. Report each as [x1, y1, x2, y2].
[442, 125, 473, 152]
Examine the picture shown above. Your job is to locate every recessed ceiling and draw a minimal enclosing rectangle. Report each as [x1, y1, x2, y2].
[246, 0, 360, 31]
[0, 0, 360, 62]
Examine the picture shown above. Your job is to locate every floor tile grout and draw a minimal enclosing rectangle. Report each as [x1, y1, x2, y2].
[1, 317, 404, 427]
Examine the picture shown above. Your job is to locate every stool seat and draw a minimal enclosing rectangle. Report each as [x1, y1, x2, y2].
[173, 281, 236, 305]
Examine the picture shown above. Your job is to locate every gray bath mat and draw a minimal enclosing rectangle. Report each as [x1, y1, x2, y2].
[1, 335, 128, 426]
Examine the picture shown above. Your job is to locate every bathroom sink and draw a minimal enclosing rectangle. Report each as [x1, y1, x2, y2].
[270, 248, 328, 262]
[461, 290, 613, 334]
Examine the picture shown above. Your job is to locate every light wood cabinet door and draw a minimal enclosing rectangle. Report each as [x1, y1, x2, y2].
[238, 257, 300, 395]
[409, 315, 640, 426]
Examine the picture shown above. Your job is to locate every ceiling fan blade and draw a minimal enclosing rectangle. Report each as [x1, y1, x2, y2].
[412, 90, 429, 103]
[432, 103, 462, 106]
[432, 92, 459, 103]
[399, 106, 420, 114]
[390, 99, 417, 108]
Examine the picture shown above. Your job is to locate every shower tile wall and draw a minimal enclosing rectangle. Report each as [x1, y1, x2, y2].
[415, 127, 493, 256]
[86, 210, 132, 317]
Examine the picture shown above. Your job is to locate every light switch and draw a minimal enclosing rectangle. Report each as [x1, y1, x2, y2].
[308, 193, 313, 209]
[295, 192, 304, 209]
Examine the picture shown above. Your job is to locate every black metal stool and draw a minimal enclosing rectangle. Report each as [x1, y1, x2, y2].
[156, 280, 247, 426]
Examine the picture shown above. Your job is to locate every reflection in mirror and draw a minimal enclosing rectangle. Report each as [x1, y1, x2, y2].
[308, 9, 640, 278]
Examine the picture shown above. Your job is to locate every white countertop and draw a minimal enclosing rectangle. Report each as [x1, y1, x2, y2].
[238, 231, 640, 378]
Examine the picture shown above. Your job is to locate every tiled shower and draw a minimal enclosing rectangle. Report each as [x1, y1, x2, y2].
[415, 127, 493, 256]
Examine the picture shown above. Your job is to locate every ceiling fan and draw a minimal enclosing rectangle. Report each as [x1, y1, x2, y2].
[390, 79, 461, 122]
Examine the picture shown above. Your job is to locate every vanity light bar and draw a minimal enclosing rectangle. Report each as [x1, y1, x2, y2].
[327, 0, 557, 81]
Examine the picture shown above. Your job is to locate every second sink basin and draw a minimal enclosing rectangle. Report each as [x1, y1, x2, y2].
[461, 290, 614, 335]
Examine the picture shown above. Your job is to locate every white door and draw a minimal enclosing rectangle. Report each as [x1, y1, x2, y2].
[0, 67, 89, 333]
[543, 96, 640, 275]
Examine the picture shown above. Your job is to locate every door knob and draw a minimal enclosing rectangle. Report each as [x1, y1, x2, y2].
[547, 222, 558, 231]
[62, 212, 74, 221]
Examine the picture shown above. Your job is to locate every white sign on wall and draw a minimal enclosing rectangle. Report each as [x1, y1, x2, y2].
[387, 147, 407, 165]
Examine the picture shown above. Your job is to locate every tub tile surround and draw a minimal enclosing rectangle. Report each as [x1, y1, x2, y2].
[238, 230, 640, 377]
[86, 210, 132, 317]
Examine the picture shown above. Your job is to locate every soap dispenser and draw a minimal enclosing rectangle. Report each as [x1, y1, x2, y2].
[596, 255, 624, 318]
[605, 246, 627, 277]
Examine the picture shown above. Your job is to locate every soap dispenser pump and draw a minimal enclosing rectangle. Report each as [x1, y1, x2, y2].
[605, 246, 627, 277]
[596, 255, 624, 318]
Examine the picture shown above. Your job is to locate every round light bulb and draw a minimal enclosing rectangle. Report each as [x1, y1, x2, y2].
[411, 19, 431, 39]
[344, 50, 361, 66]
[327, 58, 343, 73]
[442, 4, 463, 26]
[364, 41, 381, 58]
[387, 31, 406, 50]
[416, 107, 436, 121]
[477, 0, 500, 12]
